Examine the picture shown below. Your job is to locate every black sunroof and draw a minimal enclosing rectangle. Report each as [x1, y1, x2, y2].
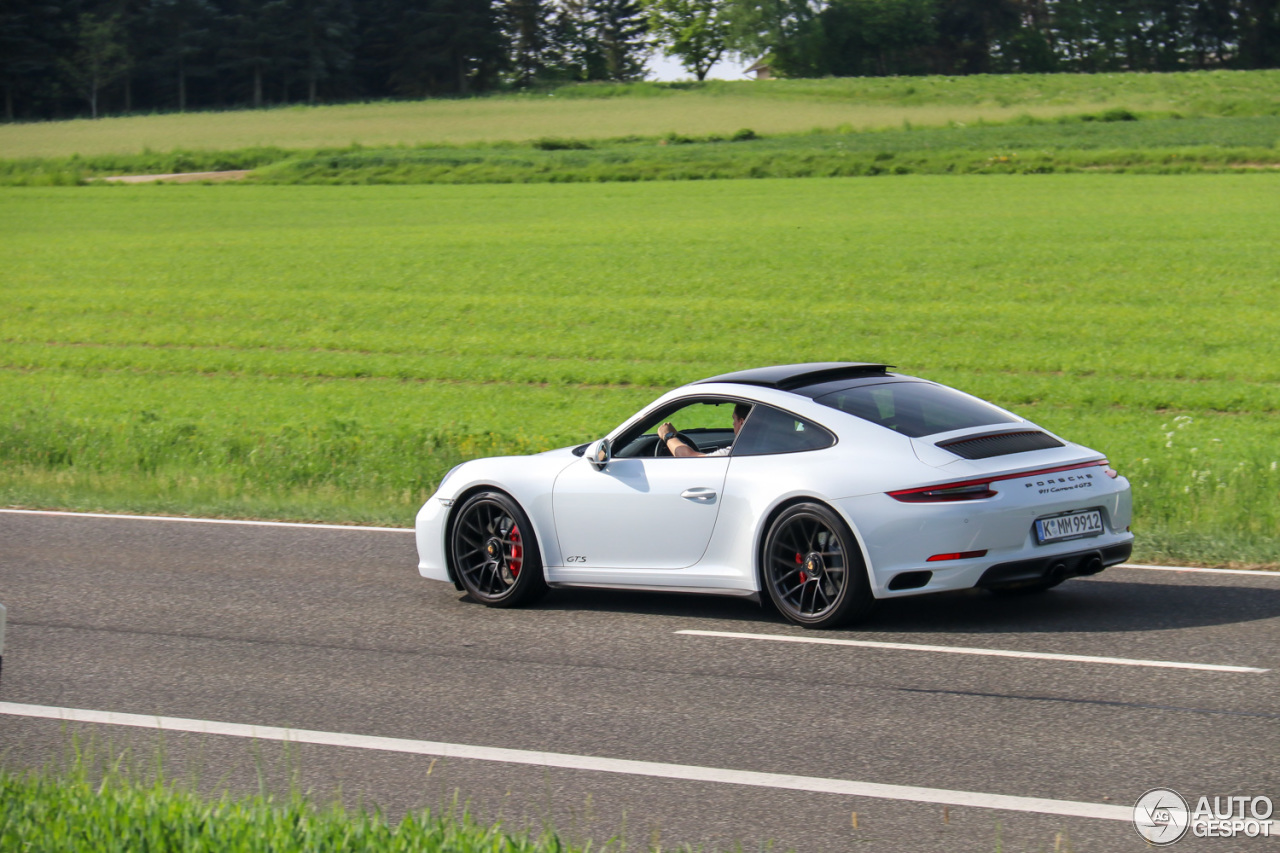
[691, 362, 892, 391]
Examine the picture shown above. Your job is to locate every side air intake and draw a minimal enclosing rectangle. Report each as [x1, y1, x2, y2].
[938, 430, 1064, 460]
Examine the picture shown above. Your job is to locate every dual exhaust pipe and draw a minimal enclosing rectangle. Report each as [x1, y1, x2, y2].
[977, 548, 1117, 590]
[1048, 553, 1105, 584]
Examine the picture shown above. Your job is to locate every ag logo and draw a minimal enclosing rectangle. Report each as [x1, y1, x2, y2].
[1134, 788, 1190, 845]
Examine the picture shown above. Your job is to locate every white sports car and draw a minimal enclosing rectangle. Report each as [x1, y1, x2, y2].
[416, 363, 1133, 628]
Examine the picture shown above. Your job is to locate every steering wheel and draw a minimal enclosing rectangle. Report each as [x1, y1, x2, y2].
[654, 430, 699, 457]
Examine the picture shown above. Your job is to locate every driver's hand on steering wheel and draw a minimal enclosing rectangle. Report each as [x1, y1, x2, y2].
[658, 422, 677, 442]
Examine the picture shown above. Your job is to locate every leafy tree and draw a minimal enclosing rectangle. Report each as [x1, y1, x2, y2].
[988, 0, 1057, 72]
[5, 0, 1276, 119]
[1237, 0, 1280, 67]
[811, 0, 936, 75]
[285, 0, 356, 104]
[722, 0, 821, 75]
[435, 0, 505, 93]
[1183, 0, 1239, 67]
[502, 0, 551, 84]
[643, 0, 729, 79]
[349, 0, 401, 95]
[582, 0, 649, 79]
[932, 0, 1019, 73]
[375, 0, 502, 95]
[60, 11, 129, 117]
[0, 0, 62, 120]
[220, 0, 291, 107]
[142, 0, 215, 111]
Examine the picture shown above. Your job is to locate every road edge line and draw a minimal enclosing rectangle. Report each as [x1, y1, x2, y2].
[0, 700, 1132, 822]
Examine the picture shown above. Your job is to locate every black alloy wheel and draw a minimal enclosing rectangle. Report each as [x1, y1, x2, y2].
[763, 502, 873, 629]
[450, 491, 547, 607]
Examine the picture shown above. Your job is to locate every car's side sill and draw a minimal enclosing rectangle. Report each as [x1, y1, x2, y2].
[546, 581, 760, 603]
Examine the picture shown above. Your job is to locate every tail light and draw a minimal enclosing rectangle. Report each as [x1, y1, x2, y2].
[888, 460, 1110, 504]
[927, 550, 988, 562]
[888, 480, 996, 502]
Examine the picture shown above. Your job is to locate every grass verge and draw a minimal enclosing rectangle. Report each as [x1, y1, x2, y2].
[0, 760, 607, 853]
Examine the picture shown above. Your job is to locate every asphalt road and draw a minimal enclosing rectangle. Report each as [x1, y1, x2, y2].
[1, 509, 1277, 852]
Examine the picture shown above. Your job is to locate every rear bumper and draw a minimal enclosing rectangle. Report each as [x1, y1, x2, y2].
[834, 475, 1133, 598]
[976, 541, 1132, 589]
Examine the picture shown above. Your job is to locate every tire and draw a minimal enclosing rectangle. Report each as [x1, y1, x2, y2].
[762, 502, 874, 629]
[449, 491, 548, 608]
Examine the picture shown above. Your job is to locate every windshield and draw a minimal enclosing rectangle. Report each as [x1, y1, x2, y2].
[810, 381, 1016, 438]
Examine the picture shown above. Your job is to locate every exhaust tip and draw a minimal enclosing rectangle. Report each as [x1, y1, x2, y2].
[1048, 563, 1068, 584]
[1081, 555, 1105, 575]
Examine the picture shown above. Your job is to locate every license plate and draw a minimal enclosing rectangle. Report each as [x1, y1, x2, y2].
[1035, 509, 1103, 544]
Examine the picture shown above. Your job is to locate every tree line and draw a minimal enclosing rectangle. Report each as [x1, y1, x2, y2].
[0, 0, 651, 120]
[2, 0, 1277, 122]
[743, 0, 1280, 78]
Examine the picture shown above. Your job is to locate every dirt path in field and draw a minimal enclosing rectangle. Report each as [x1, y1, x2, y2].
[101, 170, 250, 184]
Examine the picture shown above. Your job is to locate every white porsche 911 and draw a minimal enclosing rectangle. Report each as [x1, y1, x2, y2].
[416, 363, 1133, 628]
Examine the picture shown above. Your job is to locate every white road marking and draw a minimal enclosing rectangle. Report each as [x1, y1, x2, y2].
[0, 508, 410, 534]
[677, 630, 1269, 673]
[1119, 563, 1280, 577]
[0, 700, 1133, 822]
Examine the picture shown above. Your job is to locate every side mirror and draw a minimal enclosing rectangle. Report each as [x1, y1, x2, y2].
[585, 438, 612, 470]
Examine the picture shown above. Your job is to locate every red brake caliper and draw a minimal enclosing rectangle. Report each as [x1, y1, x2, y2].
[796, 552, 806, 584]
[509, 525, 523, 578]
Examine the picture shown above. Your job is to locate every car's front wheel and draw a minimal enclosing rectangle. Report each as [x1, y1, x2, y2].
[450, 491, 547, 607]
[763, 502, 873, 629]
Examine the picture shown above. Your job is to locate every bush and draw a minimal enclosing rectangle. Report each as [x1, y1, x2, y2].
[531, 137, 592, 151]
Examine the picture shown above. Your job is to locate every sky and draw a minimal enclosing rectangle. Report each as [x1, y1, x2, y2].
[644, 49, 753, 81]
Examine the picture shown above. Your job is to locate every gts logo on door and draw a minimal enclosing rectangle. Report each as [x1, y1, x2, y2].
[565, 555, 587, 563]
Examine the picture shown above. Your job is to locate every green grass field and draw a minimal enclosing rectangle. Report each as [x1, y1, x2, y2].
[3, 71, 1276, 186]
[243, 115, 1280, 184]
[5, 113, 1278, 187]
[1, 762, 594, 853]
[1, 70, 1277, 159]
[2, 176, 1278, 564]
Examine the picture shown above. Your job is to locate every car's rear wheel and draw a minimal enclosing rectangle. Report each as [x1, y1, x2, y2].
[763, 502, 873, 629]
[450, 491, 547, 607]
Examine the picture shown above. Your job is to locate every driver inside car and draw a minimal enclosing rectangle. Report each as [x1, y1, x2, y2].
[657, 403, 751, 457]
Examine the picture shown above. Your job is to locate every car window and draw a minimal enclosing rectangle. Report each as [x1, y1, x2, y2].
[732, 405, 834, 457]
[613, 399, 739, 458]
[812, 380, 1014, 438]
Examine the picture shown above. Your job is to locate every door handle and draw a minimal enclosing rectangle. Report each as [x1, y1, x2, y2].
[681, 488, 718, 502]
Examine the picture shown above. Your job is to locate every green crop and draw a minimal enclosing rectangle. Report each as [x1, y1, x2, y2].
[1, 69, 1277, 160]
[3, 115, 1278, 186]
[1, 176, 1277, 564]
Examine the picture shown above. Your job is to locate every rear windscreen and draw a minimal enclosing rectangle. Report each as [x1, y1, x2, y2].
[811, 381, 1016, 438]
